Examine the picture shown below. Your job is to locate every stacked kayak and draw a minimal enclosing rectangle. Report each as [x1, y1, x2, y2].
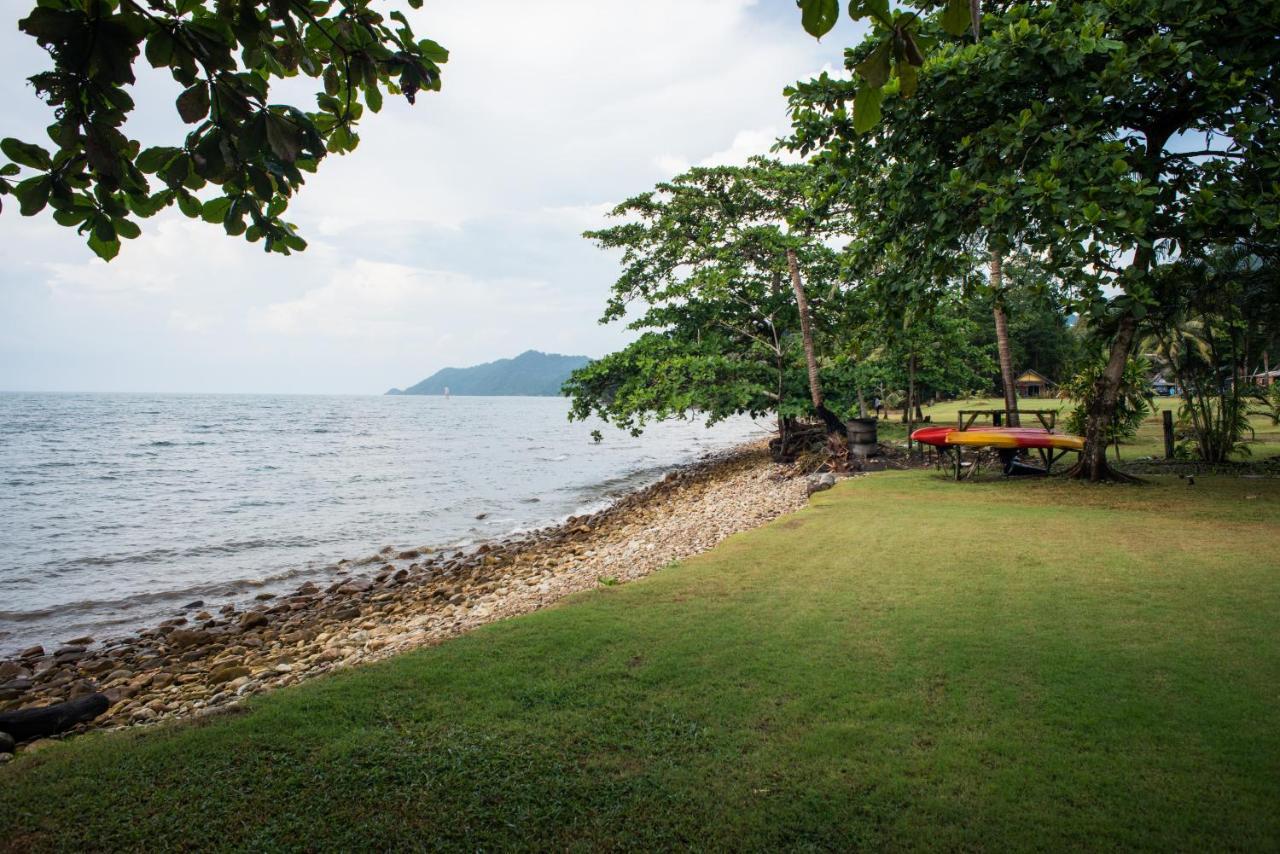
[911, 425, 1085, 451]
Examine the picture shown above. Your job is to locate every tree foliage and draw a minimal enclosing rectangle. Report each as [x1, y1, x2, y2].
[0, 0, 447, 260]
[784, 0, 1280, 478]
[564, 161, 856, 441]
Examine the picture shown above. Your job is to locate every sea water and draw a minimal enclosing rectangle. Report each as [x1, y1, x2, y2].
[0, 393, 764, 654]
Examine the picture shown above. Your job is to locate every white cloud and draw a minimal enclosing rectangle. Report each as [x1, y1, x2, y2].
[0, 0, 860, 392]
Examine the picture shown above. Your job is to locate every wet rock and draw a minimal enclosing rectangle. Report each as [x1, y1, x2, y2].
[18, 645, 44, 660]
[396, 549, 420, 560]
[338, 579, 373, 595]
[239, 611, 269, 630]
[183, 600, 205, 609]
[167, 629, 212, 649]
[254, 592, 275, 601]
[0, 661, 26, 681]
[0, 732, 13, 754]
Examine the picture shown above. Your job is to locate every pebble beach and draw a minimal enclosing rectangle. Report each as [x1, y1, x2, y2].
[0, 443, 811, 749]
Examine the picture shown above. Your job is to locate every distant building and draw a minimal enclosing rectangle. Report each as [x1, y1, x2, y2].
[1150, 373, 1180, 396]
[1250, 368, 1280, 388]
[1013, 369, 1055, 399]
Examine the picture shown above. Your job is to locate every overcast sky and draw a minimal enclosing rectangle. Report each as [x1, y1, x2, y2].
[0, 0, 864, 393]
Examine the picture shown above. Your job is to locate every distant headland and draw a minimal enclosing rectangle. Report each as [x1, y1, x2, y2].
[385, 350, 590, 397]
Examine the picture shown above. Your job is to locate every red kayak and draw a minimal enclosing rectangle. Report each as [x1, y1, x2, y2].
[911, 425, 1084, 451]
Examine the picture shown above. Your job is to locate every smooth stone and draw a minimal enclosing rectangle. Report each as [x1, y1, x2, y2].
[239, 611, 269, 630]
[167, 629, 212, 649]
[208, 666, 251, 685]
[0, 731, 13, 753]
[18, 645, 44, 660]
[22, 738, 57, 753]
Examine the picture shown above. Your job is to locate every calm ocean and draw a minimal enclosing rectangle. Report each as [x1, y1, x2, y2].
[0, 393, 764, 654]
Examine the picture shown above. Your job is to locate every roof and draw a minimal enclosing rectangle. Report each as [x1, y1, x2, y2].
[1015, 369, 1054, 385]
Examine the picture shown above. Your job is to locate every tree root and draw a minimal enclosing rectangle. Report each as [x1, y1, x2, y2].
[1063, 458, 1146, 484]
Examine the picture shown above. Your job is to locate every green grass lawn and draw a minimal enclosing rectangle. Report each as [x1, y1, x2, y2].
[3, 472, 1280, 850]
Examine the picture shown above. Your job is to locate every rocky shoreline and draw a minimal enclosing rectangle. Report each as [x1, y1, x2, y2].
[0, 443, 812, 756]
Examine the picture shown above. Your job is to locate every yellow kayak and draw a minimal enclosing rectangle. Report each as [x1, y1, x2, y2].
[913, 426, 1085, 452]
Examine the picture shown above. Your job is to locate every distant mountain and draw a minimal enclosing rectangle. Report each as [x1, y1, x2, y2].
[386, 350, 591, 397]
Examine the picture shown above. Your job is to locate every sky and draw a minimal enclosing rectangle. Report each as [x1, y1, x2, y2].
[0, 0, 865, 393]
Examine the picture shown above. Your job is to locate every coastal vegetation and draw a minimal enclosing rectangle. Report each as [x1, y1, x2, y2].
[3, 471, 1278, 849]
[568, 0, 1280, 481]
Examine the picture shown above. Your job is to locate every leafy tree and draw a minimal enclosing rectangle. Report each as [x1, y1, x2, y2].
[1060, 353, 1154, 463]
[785, 0, 1280, 480]
[0, 0, 446, 260]
[564, 162, 857, 456]
[1148, 247, 1279, 462]
[856, 294, 995, 419]
[963, 256, 1081, 391]
[1251, 385, 1280, 428]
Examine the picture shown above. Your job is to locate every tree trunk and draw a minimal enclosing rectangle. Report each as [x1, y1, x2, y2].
[0, 693, 109, 743]
[990, 252, 1020, 427]
[1073, 313, 1140, 482]
[907, 351, 917, 456]
[786, 248, 846, 442]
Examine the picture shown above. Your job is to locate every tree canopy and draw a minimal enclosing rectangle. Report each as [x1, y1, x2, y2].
[0, 0, 447, 260]
[783, 0, 1280, 477]
[564, 161, 856, 445]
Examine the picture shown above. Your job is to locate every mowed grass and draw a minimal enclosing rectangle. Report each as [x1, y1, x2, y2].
[3, 472, 1280, 850]
[885, 395, 1280, 461]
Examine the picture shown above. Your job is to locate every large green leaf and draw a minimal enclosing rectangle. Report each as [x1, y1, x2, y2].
[176, 84, 211, 124]
[87, 229, 121, 261]
[940, 0, 972, 37]
[854, 39, 892, 88]
[14, 176, 51, 215]
[1, 138, 53, 171]
[799, 0, 840, 38]
[852, 83, 883, 134]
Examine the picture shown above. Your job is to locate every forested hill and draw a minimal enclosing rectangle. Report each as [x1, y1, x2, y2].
[386, 350, 590, 396]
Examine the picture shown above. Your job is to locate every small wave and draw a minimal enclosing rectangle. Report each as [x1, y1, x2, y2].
[148, 440, 176, 447]
[0, 563, 331, 624]
[49, 535, 329, 571]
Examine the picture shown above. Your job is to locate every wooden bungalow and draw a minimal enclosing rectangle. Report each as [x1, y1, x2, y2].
[1150, 373, 1180, 396]
[1013, 369, 1055, 399]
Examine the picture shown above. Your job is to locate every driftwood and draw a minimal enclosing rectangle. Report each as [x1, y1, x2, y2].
[0, 693, 109, 743]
